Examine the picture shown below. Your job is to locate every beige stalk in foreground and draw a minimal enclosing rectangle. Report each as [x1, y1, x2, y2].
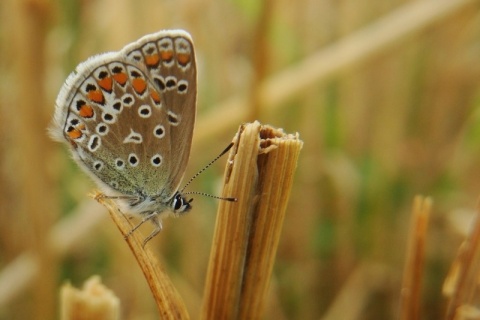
[202, 121, 303, 319]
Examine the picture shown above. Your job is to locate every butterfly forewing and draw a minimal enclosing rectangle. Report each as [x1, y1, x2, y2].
[53, 30, 196, 202]
[124, 31, 197, 198]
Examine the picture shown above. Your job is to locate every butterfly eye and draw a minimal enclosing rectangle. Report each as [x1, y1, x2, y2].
[172, 193, 192, 213]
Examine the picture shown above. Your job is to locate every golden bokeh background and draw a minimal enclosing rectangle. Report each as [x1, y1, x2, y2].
[1, 0, 480, 319]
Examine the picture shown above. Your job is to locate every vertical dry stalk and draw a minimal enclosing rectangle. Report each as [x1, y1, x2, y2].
[399, 195, 432, 320]
[8, 0, 58, 318]
[93, 193, 189, 320]
[248, 0, 274, 121]
[201, 121, 303, 319]
[444, 205, 480, 320]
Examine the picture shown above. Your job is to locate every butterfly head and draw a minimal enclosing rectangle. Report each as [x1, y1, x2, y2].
[170, 192, 193, 214]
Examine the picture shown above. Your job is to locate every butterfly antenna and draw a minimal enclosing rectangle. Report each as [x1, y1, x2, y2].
[183, 191, 237, 202]
[180, 142, 235, 194]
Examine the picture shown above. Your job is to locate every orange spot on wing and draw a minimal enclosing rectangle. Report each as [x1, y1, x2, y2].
[132, 78, 147, 94]
[87, 90, 104, 104]
[67, 128, 82, 140]
[145, 54, 160, 67]
[176, 53, 191, 66]
[97, 77, 113, 92]
[79, 105, 94, 118]
[150, 90, 161, 104]
[160, 50, 173, 62]
[113, 72, 128, 85]
[77, 123, 85, 130]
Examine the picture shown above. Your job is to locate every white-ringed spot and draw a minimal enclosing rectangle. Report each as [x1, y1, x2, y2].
[175, 37, 192, 53]
[114, 158, 125, 170]
[151, 154, 163, 167]
[102, 112, 116, 124]
[153, 124, 165, 138]
[122, 94, 134, 107]
[164, 76, 177, 90]
[123, 129, 143, 144]
[95, 67, 109, 79]
[96, 123, 109, 136]
[154, 76, 166, 92]
[128, 51, 143, 62]
[88, 135, 101, 152]
[111, 100, 123, 113]
[143, 44, 157, 54]
[167, 111, 180, 126]
[93, 161, 103, 171]
[159, 37, 174, 49]
[69, 118, 80, 126]
[177, 80, 188, 94]
[138, 105, 152, 118]
[128, 153, 139, 167]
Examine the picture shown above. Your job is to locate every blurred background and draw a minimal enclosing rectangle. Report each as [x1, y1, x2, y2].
[1, 0, 480, 319]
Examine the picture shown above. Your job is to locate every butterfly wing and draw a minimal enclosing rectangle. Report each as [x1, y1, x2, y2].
[51, 30, 196, 202]
[123, 30, 197, 199]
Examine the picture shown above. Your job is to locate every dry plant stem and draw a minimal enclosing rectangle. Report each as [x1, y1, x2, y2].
[93, 193, 189, 320]
[201, 121, 303, 319]
[399, 196, 432, 320]
[444, 205, 480, 320]
[60, 275, 120, 320]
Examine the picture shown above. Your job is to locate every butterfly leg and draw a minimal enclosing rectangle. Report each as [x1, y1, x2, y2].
[142, 216, 163, 247]
[124, 211, 159, 240]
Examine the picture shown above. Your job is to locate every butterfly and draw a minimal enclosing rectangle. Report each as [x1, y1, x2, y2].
[51, 30, 200, 245]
